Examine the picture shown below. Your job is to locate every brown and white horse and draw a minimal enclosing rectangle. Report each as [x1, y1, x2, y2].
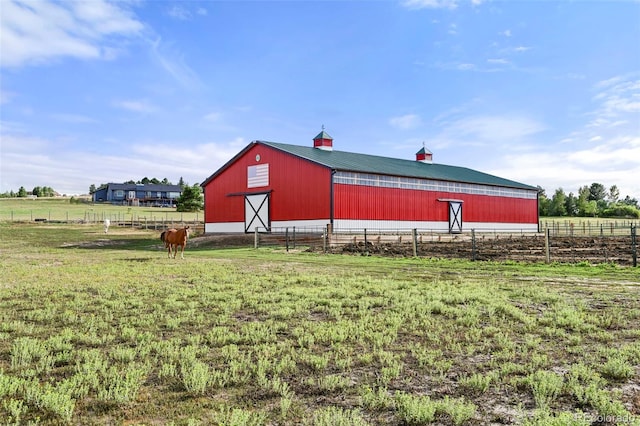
[160, 226, 191, 259]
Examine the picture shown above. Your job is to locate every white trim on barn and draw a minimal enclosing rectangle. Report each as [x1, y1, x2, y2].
[332, 219, 538, 233]
[205, 222, 248, 233]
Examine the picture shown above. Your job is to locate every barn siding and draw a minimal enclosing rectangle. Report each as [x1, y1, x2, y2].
[334, 184, 537, 224]
[203, 144, 331, 225]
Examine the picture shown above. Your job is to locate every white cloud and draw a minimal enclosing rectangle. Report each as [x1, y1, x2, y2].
[148, 37, 202, 90]
[486, 75, 640, 198]
[0, 132, 248, 195]
[500, 30, 512, 37]
[402, 0, 458, 10]
[0, 0, 143, 68]
[588, 76, 640, 127]
[389, 114, 422, 130]
[112, 100, 157, 114]
[204, 112, 222, 122]
[50, 113, 98, 124]
[0, 90, 16, 104]
[167, 5, 191, 20]
[442, 115, 545, 143]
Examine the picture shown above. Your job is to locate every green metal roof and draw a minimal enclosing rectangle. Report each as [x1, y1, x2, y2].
[313, 130, 333, 140]
[260, 141, 538, 191]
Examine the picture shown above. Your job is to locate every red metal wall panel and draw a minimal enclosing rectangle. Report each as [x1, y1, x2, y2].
[334, 184, 537, 224]
[203, 144, 331, 223]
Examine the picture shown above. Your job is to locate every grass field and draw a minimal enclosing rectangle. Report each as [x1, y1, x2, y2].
[0, 198, 201, 223]
[0, 222, 639, 425]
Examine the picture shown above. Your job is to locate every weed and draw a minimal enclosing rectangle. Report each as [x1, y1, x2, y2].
[180, 359, 210, 394]
[437, 396, 476, 425]
[458, 372, 494, 394]
[308, 406, 370, 426]
[394, 391, 437, 424]
[527, 370, 564, 409]
[360, 386, 393, 410]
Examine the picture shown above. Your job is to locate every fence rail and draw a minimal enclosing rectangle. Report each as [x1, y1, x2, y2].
[253, 225, 638, 267]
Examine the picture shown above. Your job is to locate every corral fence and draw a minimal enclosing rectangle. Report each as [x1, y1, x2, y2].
[3, 209, 204, 234]
[254, 225, 638, 267]
[542, 219, 639, 237]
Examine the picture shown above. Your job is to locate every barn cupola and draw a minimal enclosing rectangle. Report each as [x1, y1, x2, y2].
[416, 146, 433, 164]
[313, 126, 333, 151]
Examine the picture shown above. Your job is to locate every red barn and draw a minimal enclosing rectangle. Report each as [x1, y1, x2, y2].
[201, 131, 539, 234]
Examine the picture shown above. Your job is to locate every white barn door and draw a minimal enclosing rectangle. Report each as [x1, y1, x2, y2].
[245, 193, 270, 233]
[448, 201, 463, 234]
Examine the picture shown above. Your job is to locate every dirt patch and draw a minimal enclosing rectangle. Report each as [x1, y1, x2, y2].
[320, 235, 637, 266]
[189, 234, 255, 248]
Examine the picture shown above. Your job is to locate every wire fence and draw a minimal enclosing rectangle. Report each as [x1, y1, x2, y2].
[253, 225, 638, 267]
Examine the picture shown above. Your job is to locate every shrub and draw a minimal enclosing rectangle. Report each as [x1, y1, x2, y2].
[527, 370, 564, 409]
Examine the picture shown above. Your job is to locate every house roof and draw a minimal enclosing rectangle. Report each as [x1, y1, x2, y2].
[105, 183, 182, 191]
[201, 140, 538, 191]
[261, 141, 538, 191]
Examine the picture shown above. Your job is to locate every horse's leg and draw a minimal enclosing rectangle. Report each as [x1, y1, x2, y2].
[180, 244, 185, 259]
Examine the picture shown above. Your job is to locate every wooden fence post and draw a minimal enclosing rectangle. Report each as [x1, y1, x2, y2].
[471, 229, 477, 261]
[632, 225, 637, 267]
[285, 227, 289, 252]
[545, 228, 550, 264]
[254, 227, 259, 249]
[412, 228, 417, 257]
[364, 228, 368, 256]
[323, 225, 328, 253]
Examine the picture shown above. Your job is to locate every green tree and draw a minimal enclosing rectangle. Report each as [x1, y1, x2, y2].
[537, 187, 550, 216]
[622, 196, 639, 209]
[178, 177, 185, 188]
[32, 186, 41, 197]
[175, 184, 203, 212]
[588, 182, 607, 203]
[564, 192, 578, 216]
[608, 185, 620, 204]
[89, 184, 97, 194]
[549, 188, 567, 216]
[17, 186, 27, 197]
[582, 200, 598, 217]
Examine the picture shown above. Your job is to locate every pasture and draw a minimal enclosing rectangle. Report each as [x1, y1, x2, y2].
[0, 198, 201, 224]
[0, 222, 639, 425]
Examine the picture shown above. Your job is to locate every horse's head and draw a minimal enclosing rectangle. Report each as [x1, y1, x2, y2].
[185, 226, 191, 239]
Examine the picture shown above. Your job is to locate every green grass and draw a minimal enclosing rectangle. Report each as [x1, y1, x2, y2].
[0, 197, 201, 223]
[0, 222, 639, 425]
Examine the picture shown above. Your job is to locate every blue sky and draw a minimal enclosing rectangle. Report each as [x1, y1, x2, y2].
[1, 0, 639, 199]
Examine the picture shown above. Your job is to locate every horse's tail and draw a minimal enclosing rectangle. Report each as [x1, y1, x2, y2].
[160, 231, 166, 242]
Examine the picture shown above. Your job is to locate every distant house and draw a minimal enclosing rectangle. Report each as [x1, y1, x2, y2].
[92, 183, 182, 206]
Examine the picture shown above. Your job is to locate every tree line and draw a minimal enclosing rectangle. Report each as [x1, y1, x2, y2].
[0, 186, 57, 198]
[538, 182, 639, 218]
[89, 177, 185, 194]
